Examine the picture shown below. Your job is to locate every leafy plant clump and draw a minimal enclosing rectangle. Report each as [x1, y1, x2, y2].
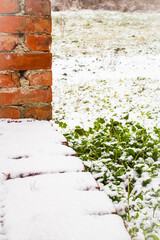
[63, 118, 160, 239]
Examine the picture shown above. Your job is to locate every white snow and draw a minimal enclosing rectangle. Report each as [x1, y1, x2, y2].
[0, 120, 83, 179]
[0, 119, 130, 240]
[51, 10, 160, 240]
[52, 10, 160, 131]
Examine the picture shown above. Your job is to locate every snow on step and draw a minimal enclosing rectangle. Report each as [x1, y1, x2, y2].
[0, 120, 83, 177]
[4, 174, 116, 216]
[0, 119, 75, 155]
[12, 172, 99, 191]
[1, 156, 84, 179]
[2, 174, 130, 240]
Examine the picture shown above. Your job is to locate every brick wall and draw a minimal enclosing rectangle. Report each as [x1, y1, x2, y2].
[0, 0, 52, 120]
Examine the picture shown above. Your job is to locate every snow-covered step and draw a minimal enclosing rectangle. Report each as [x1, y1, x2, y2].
[2, 172, 99, 191]
[4, 174, 116, 215]
[2, 174, 130, 240]
[0, 119, 76, 156]
[1, 156, 84, 179]
[0, 119, 66, 143]
[0, 120, 81, 179]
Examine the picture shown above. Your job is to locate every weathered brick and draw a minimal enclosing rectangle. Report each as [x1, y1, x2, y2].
[0, 107, 21, 119]
[0, 16, 51, 34]
[0, 0, 52, 121]
[25, 0, 51, 16]
[24, 105, 52, 120]
[0, 87, 52, 106]
[0, 53, 52, 71]
[0, 0, 19, 14]
[25, 35, 52, 51]
[27, 71, 52, 86]
[0, 35, 18, 52]
[0, 72, 20, 88]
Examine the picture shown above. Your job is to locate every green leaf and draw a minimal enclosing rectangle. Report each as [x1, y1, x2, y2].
[124, 114, 129, 120]
[59, 122, 67, 128]
[98, 118, 105, 124]
[148, 234, 160, 240]
[127, 148, 136, 157]
[74, 126, 86, 136]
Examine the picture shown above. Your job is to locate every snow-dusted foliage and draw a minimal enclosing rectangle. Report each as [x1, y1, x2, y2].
[52, 10, 160, 239]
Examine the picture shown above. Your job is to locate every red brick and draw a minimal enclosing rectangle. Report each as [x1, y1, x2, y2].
[25, 0, 51, 16]
[0, 72, 20, 88]
[0, 107, 20, 119]
[25, 35, 52, 51]
[0, 0, 19, 14]
[24, 105, 52, 120]
[0, 35, 18, 51]
[0, 87, 52, 106]
[0, 53, 52, 71]
[27, 71, 52, 86]
[0, 16, 51, 34]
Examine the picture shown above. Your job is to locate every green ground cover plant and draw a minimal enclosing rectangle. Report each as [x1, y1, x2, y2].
[63, 118, 160, 239]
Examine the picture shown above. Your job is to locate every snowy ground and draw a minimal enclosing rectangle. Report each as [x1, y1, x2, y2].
[52, 10, 160, 131]
[51, 10, 160, 240]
